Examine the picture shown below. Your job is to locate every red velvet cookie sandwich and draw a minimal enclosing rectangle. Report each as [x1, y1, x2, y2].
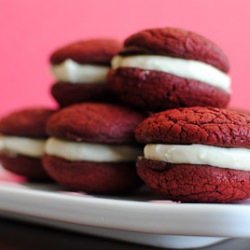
[135, 107, 250, 203]
[50, 39, 122, 107]
[0, 108, 54, 180]
[43, 103, 145, 194]
[108, 27, 231, 111]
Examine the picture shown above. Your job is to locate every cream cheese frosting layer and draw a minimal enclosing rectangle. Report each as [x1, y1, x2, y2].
[112, 55, 231, 93]
[45, 137, 142, 162]
[0, 135, 46, 158]
[51, 59, 110, 83]
[144, 144, 250, 171]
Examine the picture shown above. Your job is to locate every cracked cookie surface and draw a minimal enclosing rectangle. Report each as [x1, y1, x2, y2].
[136, 158, 250, 203]
[135, 107, 250, 202]
[135, 107, 250, 147]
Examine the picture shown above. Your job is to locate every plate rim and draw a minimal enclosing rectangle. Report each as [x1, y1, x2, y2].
[0, 182, 249, 238]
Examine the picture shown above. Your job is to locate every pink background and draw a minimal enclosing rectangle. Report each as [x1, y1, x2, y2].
[1, 0, 249, 117]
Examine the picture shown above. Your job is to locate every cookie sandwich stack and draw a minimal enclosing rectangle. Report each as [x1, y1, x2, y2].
[43, 38, 145, 194]
[108, 27, 250, 203]
[2, 27, 250, 203]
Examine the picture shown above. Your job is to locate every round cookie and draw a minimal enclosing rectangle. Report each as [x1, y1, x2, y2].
[135, 106, 250, 203]
[108, 27, 231, 111]
[0, 108, 55, 181]
[50, 39, 122, 107]
[43, 103, 145, 194]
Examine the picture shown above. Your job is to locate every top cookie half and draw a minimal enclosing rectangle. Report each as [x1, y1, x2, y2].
[120, 27, 229, 72]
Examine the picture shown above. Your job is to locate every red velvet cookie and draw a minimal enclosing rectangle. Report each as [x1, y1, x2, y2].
[108, 27, 231, 111]
[43, 103, 145, 194]
[0, 108, 55, 181]
[51, 82, 116, 108]
[135, 107, 250, 203]
[50, 39, 122, 107]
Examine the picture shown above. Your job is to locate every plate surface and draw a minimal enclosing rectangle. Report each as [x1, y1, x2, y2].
[0, 166, 249, 249]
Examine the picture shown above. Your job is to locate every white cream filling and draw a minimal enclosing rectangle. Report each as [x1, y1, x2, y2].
[144, 144, 250, 171]
[0, 135, 46, 158]
[51, 59, 110, 83]
[112, 55, 231, 93]
[45, 137, 142, 162]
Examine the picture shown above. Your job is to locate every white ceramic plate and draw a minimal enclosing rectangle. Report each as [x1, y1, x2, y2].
[0, 167, 250, 249]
